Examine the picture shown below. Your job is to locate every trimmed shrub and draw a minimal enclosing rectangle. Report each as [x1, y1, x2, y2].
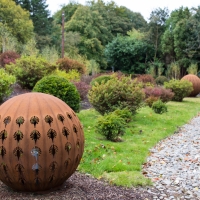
[0, 51, 20, 67]
[95, 112, 126, 141]
[144, 86, 174, 103]
[136, 74, 155, 84]
[56, 57, 86, 74]
[5, 56, 57, 89]
[155, 76, 169, 85]
[152, 99, 167, 114]
[90, 75, 112, 86]
[164, 79, 193, 102]
[33, 75, 80, 112]
[181, 74, 200, 97]
[112, 108, 132, 123]
[88, 75, 145, 115]
[53, 69, 80, 82]
[145, 96, 159, 107]
[73, 81, 91, 101]
[0, 68, 16, 102]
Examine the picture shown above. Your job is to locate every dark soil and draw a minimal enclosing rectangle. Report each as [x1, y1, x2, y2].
[0, 84, 156, 200]
[0, 172, 157, 200]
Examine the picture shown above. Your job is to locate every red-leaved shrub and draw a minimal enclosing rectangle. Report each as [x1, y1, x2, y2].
[145, 96, 159, 107]
[0, 51, 20, 67]
[56, 57, 86, 74]
[73, 81, 91, 101]
[144, 86, 174, 103]
[136, 74, 155, 84]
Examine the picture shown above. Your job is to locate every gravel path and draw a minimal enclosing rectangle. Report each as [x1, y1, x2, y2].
[143, 115, 200, 200]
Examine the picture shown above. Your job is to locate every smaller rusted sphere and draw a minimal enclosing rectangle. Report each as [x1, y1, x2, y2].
[0, 93, 84, 192]
[181, 74, 200, 97]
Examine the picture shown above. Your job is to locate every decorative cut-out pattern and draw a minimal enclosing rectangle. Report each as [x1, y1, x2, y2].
[76, 140, 80, 149]
[45, 115, 53, 126]
[3, 116, 11, 127]
[47, 129, 57, 142]
[65, 142, 72, 154]
[30, 130, 41, 144]
[31, 146, 41, 161]
[73, 125, 78, 134]
[1, 163, 12, 183]
[19, 177, 26, 185]
[0, 163, 8, 173]
[49, 161, 58, 172]
[72, 111, 76, 117]
[49, 145, 58, 157]
[0, 130, 7, 144]
[35, 177, 41, 185]
[48, 175, 55, 183]
[32, 163, 41, 175]
[57, 114, 65, 124]
[16, 116, 25, 127]
[13, 147, 23, 160]
[0, 146, 6, 158]
[62, 127, 70, 139]
[30, 116, 39, 128]
[64, 158, 71, 168]
[66, 113, 72, 120]
[14, 130, 23, 142]
[15, 164, 24, 173]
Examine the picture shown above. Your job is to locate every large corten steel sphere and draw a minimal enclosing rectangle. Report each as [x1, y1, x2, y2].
[0, 93, 84, 192]
[181, 74, 200, 97]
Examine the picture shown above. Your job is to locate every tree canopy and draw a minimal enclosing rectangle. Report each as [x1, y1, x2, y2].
[0, 0, 34, 44]
[104, 35, 154, 73]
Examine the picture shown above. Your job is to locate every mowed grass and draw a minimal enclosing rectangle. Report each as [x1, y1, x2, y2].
[77, 97, 200, 187]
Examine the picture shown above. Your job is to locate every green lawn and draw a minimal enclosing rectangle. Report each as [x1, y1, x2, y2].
[77, 97, 200, 187]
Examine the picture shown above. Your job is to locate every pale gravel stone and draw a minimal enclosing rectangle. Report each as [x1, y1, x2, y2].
[143, 115, 200, 200]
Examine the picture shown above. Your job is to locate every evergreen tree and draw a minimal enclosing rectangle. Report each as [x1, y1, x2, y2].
[13, 0, 53, 50]
[13, 0, 31, 11]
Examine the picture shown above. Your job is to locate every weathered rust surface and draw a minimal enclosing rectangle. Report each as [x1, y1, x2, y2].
[0, 92, 84, 192]
[181, 74, 200, 97]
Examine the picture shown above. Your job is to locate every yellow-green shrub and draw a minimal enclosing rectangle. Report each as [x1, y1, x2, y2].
[88, 75, 145, 115]
[6, 56, 56, 89]
[53, 69, 80, 82]
[0, 69, 16, 102]
[164, 79, 193, 102]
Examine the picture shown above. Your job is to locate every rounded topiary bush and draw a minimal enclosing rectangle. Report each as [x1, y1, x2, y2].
[152, 99, 168, 114]
[33, 75, 80, 112]
[155, 76, 169, 85]
[88, 74, 145, 115]
[90, 75, 112, 86]
[181, 74, 200, 97]
[164, 79, 193, 102]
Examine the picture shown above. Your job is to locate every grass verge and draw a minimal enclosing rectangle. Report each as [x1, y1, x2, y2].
[77, 98, 200, 187]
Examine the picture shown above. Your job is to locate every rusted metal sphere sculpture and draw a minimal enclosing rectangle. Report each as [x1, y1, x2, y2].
[181, 74, 200, 97]
[0, 93, 84, 192]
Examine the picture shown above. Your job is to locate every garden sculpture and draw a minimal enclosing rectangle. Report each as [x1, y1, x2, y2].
[0, 93, 84, 192]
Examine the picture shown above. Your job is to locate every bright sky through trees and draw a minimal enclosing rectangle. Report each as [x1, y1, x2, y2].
[46, 0, 199, 20]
